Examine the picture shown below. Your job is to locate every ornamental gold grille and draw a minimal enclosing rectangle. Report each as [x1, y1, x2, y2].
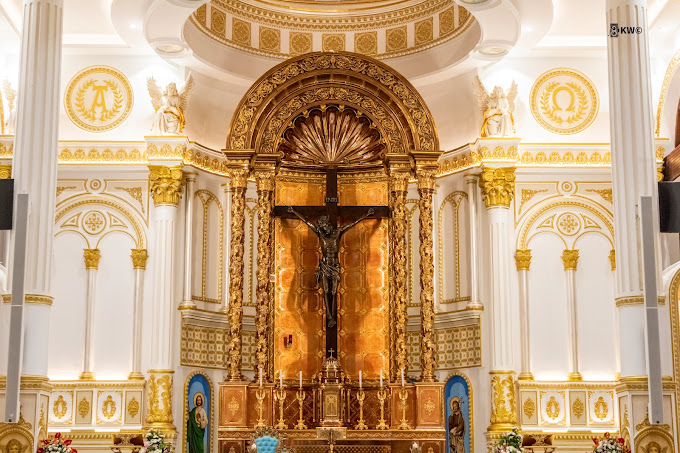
[279, 106, 386, 169]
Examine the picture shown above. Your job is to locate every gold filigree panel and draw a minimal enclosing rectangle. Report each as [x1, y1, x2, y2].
[433, 322, 481, 369]
[530, 68, 599, 135]
[180, 321, 229, 368]
[355, 32, 377, 55]
[275, 180, 326, 378]
[64, 66, 133, 133]
[322, 34, 345, 52]
[259, 26, 281, 52]
[290, 32, 313, 55]
[337, 183, 389, 379]
[189, 1, 474, 60]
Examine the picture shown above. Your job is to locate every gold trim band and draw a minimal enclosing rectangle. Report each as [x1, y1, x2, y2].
[2, 294, 54, 306]
[615, 296, 665, 307]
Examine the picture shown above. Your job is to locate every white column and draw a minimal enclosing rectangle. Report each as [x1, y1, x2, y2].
[221, 181, 232, 313]
[81, 249, 100, 380]
[515, 249, 532, 381]
[180, 174, 196, 308]
[465, 175, 483, 309]
[562, 249, 581, 381]
[146, 164, 183, 431]
[129, 249, 148, 380]
[488, 207, 513, 369]
[479, 166, 518, 433]
[8, 0, 63, 379]
[606, 0, 662, 378]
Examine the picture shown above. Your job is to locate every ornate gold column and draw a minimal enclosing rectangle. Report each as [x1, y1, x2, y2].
[81, 249, 101, 380]
[387, 154, 411, 379]
[515, 250, 533, 381]
[130, 249, 148, 380]
[225, 151, 253, 381]
[562, 249, 582, 381]
[413, 153, 438, 382]
[253, 154, 277, 379]
[146, 162, 184, 432]
[479, 165, 518, 433]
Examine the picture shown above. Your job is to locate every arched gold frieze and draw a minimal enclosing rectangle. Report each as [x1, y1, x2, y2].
[438, 191, 469, 304]
[55, 196, 147, 249]
[226, 52, 439, 156]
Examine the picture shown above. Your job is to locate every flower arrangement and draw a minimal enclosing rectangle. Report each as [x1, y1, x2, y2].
[37, 433, 77, 453]
[493, 428, 523, 453]
[144, 429, 173, 453]
[592, 433, 630, 453]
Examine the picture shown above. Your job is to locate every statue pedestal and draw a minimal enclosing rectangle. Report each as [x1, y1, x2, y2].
[473, 137, 521, 165]
[219, 382, 251, 428]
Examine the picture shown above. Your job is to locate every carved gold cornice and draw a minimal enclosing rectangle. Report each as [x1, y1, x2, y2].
[479, 167, 515, 208]
[515, 249, 532, 271]
[2, 294, 54, 306]
[562, 250, 579, 271]
[615, 296, 666, 307]
[149, 165, 184, 206]
[131, 249, 149, 270]
[0, 164, 11, 179]
[83, 249, 101, 270]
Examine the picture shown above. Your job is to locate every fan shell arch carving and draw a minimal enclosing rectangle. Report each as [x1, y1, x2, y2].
[226, 52, 439, 158]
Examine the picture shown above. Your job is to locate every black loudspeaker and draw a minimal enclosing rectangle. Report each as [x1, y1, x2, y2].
[659, 181, 680, 233]
[0, 179, 13, 230]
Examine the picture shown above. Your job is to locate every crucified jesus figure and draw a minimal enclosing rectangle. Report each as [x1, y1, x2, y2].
[287, 206, 375, 328]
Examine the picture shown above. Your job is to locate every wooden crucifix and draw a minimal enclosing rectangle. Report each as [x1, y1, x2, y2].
[273, 167, 390, 358]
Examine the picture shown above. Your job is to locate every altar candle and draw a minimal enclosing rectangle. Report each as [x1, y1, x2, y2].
[401, 368, 405, 387]
[280, 370, 283, 387]
[299, 371, 303, 389]
[259, 367, 263, 387]
[380, 369, 383, 388]
[359, 370, 362, 389]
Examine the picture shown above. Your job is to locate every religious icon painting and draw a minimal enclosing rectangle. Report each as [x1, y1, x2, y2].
[445, 374, 472, 453]
[185, 372, 212, 453]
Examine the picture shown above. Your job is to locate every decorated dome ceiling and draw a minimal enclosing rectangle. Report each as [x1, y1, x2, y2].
[188, 0, 474, 60]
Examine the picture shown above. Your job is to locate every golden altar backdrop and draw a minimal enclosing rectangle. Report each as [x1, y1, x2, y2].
[274, 179, 389, 379]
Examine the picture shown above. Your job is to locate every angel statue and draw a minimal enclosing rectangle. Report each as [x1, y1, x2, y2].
[473, 76, 518, 137]
[2, 80, 17, 135]
[147, 74, 194, 135]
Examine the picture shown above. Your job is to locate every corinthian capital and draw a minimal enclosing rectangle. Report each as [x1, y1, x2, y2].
[149, 165, 184, 206]
[479, 167, 515, 208]
[83, 249, 101, 270]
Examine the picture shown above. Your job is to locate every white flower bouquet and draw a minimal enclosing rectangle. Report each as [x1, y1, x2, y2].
[144, 429, 172, 453]
[592, 433, 629, 453]
[493, 428, 523, 453]
[38, 433, 76, 453]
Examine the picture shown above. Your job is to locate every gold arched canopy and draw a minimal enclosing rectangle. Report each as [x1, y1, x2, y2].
[226, 51, 439, 158]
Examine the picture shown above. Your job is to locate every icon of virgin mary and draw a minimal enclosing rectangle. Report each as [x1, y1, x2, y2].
[187, 392, 208, 453]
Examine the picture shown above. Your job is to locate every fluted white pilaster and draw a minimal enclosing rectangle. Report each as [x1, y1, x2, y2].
[488, 207, 513, 369]
[515, 250, 532, 380]
[81, 249, 100, 380]
[465, 175, 482, 309]
[129, 249, 147, 380]
[180, 174, 196, 308]
[151, 206, 178, 370]
[7, 0, 63, 379]
[562, 250, 581, 381]
[606, 0, 662, 378]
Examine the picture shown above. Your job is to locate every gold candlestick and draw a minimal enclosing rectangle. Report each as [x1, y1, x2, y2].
[255, 386, 266, 428]
[275, 386, 287, 430]
[355, 389, 368, 430]
[398, 387, 411, 430]
[376, 387, 389, 430]
[294, 388, 307, 429]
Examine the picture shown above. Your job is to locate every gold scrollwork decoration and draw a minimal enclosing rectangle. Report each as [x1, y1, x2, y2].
[149, 165, 184, 207]
[102, 395, 117, 419]
[523, 397, 535, 419]
[594, 396, 608, 420]
[78, 397, 90, 418]
[53, 395, 68, 419]
[546, 395, 560, 419]
[127, 397, 140, 418]
[479, 167, 515, 208]
[572, 397, 585, 418]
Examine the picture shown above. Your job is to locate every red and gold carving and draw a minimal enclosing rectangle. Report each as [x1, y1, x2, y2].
[415, 383, 444, 427]
[390, 385, 416, 428]
[219, 384, 248, 427]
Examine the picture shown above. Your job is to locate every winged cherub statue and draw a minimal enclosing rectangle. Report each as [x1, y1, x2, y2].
[147, 74, 194, 135]
[2, 80, 17, 135]
[473, 76, 518, 137]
